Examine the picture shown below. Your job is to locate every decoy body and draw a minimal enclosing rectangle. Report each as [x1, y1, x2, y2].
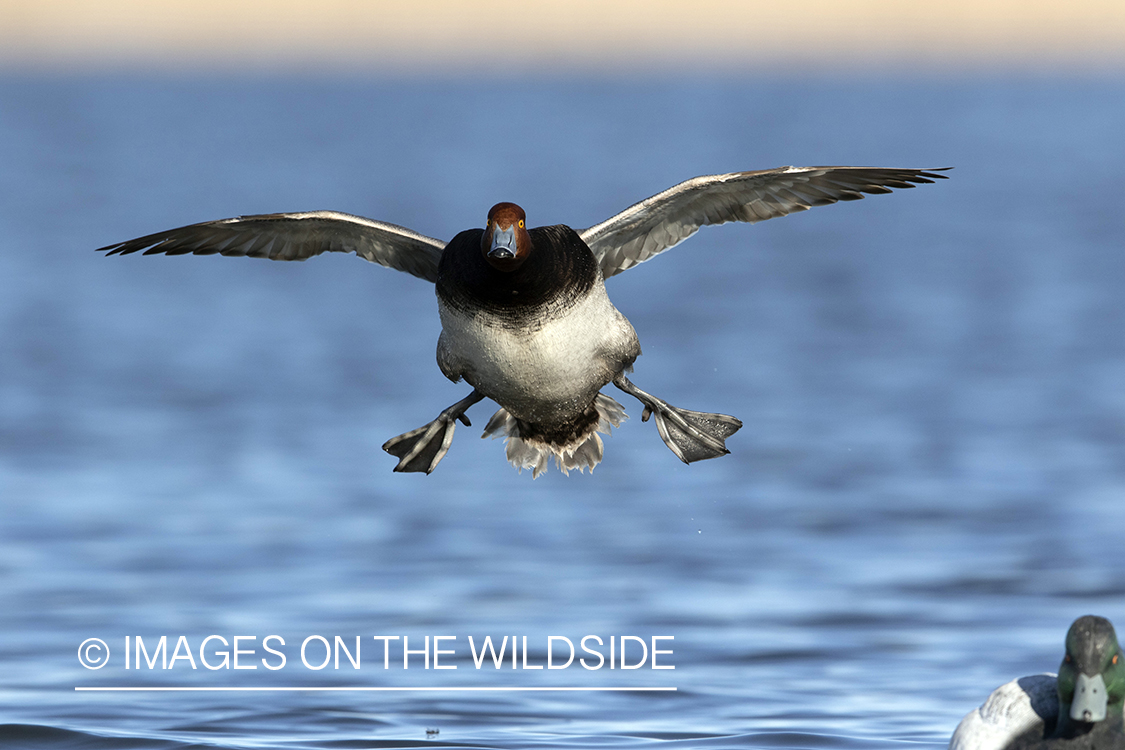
[98, 166, 947, 476]
[950, 616, 1125, 750]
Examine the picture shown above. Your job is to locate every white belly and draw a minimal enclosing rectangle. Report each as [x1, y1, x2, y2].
[436, 281, 639, 426]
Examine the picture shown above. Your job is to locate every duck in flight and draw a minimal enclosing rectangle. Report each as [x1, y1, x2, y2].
[98, 165, 948, 477]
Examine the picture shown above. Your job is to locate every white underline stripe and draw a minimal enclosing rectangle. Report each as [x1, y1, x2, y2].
[76, 686, 677, 692]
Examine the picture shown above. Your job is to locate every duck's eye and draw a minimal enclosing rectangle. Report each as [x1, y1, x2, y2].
[1066, 655, 1072, 663]
[518, 219, 524, 228]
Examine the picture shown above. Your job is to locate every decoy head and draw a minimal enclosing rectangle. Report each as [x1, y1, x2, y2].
[482, 202, 530, 271]
[1055, 615, 1125, 731]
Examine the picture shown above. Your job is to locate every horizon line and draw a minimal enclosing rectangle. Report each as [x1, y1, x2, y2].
[76, 686, 678, 692]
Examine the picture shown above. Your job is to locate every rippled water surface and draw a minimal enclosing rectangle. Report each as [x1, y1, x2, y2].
[2, 74, 1124, 749]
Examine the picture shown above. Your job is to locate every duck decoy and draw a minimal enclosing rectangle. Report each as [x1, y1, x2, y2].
[98, 165, 948, 476]
[950, 615, 1125, 750]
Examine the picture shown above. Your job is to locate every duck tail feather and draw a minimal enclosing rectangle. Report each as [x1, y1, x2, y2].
[482, 408, 517, 440]
[594, 393, 628, 431]
[505, 434, 551, 478]
[482, 394, 628, 478]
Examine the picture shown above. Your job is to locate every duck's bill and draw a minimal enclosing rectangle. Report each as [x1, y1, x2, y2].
[488, 225, 517, 259]
[1070, 673, 1108, 722]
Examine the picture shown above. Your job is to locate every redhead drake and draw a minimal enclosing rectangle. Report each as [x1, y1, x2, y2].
[98, 165, 948, 476]
[950, 616, 1125, 750]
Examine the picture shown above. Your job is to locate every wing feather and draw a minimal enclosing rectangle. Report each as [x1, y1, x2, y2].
[581, 166, 949, 278]
[98, 210, 447, 283]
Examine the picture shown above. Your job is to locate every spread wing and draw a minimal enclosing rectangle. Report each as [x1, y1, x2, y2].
[97, 211, 447, 283]
[580, 166, 950, 279]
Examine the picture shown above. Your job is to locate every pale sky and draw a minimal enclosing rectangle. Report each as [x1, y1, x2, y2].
[1, 0, 1123, 71]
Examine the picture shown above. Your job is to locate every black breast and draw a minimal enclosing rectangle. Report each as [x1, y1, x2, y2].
[1007, 714, 1125, 750]
[436, 225, 600, 324]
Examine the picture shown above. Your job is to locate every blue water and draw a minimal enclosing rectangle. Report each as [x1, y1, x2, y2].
[2, 73, 1125, 749]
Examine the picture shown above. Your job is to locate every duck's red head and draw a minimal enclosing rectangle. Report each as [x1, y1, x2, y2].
[482, 202, 530, 272]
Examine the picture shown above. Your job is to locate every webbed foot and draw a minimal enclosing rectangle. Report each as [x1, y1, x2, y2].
[382, 390, 484, 473]
[612, 374, 741, 463]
